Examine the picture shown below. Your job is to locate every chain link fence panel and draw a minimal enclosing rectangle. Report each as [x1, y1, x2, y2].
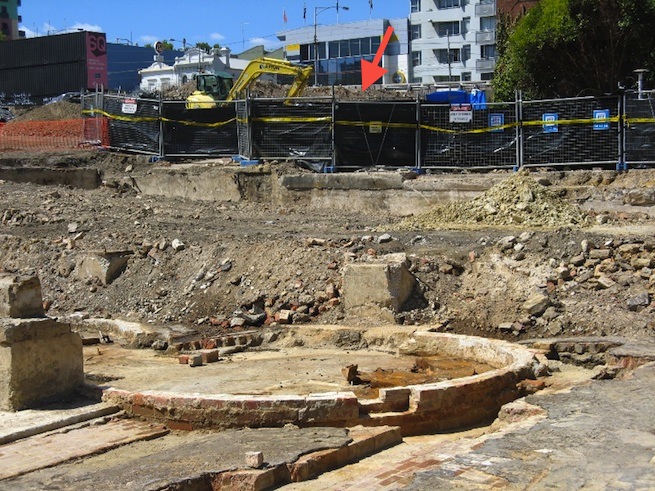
[624, 92, 655, 167]
[162, 101, 239, 157]
[334, 101, 416, 170]
[98, 94, 160, 155]
[250, 99, 333, 168]
[420, 102, 517, 169]
[521, 96, 620, 168]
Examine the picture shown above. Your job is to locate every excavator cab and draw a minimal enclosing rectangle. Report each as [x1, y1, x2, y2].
[186, 58, 313, 109]
[186, 72, 234, 109]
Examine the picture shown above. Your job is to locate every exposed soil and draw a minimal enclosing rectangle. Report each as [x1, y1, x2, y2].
[0, 151, 654, 346]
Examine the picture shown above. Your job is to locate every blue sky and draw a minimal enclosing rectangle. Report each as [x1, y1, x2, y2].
[19, 1, 410, 52]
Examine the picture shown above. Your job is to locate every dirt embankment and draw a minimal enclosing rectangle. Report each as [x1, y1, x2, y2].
[0, 157, 653, 345]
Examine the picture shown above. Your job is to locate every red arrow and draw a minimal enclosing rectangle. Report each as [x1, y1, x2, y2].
[361, 26, 395, 91]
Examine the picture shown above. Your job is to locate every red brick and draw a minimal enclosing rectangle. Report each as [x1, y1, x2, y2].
[165, 419, 194, 431]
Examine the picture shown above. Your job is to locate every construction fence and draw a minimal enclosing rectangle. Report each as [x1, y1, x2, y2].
[2, 91, 655, 171]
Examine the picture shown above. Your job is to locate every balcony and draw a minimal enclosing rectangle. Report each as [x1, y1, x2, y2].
[476, 30, 496, 43]
[476, 58, 496, 71]
[475, 1, 496, 16]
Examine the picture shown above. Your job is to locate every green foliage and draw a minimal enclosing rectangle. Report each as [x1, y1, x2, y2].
[195, 42, 212, 53]
[493, 0, 655, 100]
[0, 32, 6, 42]
[159, 40, 174, 51]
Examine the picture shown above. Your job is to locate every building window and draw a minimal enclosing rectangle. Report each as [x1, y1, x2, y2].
[410, 24, 421, 41]
[461, 72, 472, 81]
[411, 51, 422, 67]
[480, 16, 496, 31]
[434, 75, 460, 82]
[435, 48, 461, 64]
[410, 0, 421, 13]
[481, 72, 493, 81]
[437, 0, 461, 8]
[462, 44, 471, 60]
[436, 21, 460, 37]
[481, 44, 496, 59]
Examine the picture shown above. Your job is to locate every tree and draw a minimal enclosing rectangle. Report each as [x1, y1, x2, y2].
[144, 40, 174, 51]
[493, 0, 655, 100]
[195, 42, 212, 53]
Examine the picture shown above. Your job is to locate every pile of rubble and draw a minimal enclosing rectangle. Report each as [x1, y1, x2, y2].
[401, 172, 591, 229]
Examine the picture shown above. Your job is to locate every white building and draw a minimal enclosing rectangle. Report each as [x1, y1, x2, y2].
[409, 0, 497, 84]
[139, 47, 251, 92]
[277, 18, 409, 86]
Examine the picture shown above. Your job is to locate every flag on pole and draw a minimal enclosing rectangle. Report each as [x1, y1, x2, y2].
[283, 8, 288, 23]
[303, 1, 307, 20]
[369, 0, 373, 11]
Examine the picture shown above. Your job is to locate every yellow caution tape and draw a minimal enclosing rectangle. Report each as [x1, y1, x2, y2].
[83, 109, 625, 134]
[625, 117, 655, 124]
[251, 116, 332, 123]
[82, 109, 236, 128]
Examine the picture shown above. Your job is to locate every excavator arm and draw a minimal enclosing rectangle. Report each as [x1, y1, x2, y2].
[225, 57, 313, 103]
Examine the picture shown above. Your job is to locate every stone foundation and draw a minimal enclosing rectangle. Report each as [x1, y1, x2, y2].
[0, 318, 83, 410]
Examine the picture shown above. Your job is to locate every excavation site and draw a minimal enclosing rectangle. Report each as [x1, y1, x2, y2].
[0, 145, 654, 490]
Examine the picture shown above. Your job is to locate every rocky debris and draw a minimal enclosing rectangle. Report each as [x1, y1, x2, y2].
[400, 172, 591, 230]
[0, 273, 45, 318]
[0, 160, 654, 345]
[342, 253, 416, 318]
[76, 251, 130, 286]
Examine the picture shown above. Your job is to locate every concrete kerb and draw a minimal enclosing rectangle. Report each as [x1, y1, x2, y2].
[101, 326, 543, 436]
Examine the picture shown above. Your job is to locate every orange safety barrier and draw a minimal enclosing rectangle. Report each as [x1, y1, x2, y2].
[0, 118, 103, 152]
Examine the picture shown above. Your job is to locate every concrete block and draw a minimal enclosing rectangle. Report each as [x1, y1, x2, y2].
[0, 318, 83, 410]
[200, 349, 220, 364]
[77, 251, 130, 285]
[0, 274, 45, 319]
[245, 451, 264, 469]
[342, 253, 416, 313]
[189, 354, 203, 367]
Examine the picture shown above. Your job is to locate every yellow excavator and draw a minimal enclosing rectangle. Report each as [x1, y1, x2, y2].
[186, 57, 313, 109]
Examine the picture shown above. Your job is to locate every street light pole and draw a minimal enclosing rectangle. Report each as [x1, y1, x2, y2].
[313, 3, 349, 86]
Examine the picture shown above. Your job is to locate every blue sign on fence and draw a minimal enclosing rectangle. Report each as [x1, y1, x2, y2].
[542, 113, 559, 133]
[593, 109, 610, 131]
[489, 113, 504, 132]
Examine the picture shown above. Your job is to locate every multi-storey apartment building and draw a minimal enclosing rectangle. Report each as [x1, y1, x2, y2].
[277, 18, 409, 86]
[409, 0, 498, 84]
[1, 0, 25, 40]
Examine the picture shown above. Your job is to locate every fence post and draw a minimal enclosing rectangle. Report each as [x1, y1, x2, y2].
[415, 94, 422, 173]
[158, 92, 165, 159]
[330, 86, 336, 172]
[618, 92, 627, 171]
[515, 90, 523, 171]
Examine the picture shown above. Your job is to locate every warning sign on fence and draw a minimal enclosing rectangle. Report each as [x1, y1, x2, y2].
[450, 104, 473, 123]
[121, 98, 138, 115]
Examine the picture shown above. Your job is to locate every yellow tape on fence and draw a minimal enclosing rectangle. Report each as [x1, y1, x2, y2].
[521, 115, 621, 127]
[81, 109, 236, 128]
[625, 117, 655, 124]
[83, 109, 623, 134]
[251, 116, 332, 124]
[335, 120, 417, 130]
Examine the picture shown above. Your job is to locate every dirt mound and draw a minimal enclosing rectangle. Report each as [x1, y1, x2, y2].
[248, 80, 416, 101]
[159, 79, 418, 102]
[11, 101, 81, 122]
[161, 81, 198, 100]
[401, 172, 591, 229]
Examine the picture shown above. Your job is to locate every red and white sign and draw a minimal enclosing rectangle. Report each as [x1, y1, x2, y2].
[122, 98, 137, 114]
[449, 103, 473, 123]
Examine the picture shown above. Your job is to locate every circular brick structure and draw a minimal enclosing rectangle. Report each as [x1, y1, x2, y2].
[102, 325, 544, 435]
